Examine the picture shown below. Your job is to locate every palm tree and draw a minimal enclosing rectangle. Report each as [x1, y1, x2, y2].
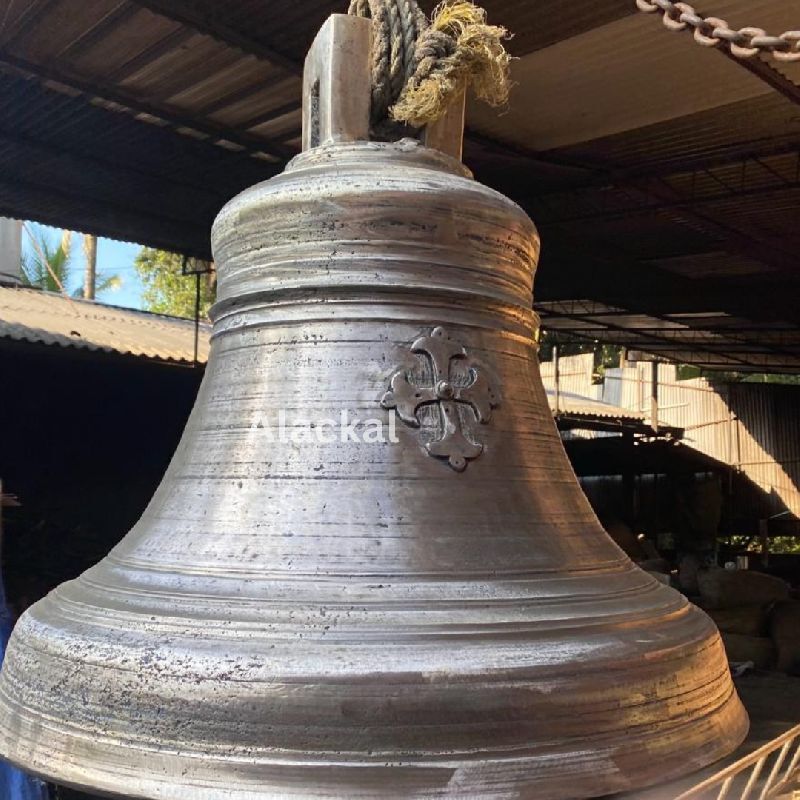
[20, 227, 73, 293]
[83, 233, 97, 300]
[21, 225, 121, 298]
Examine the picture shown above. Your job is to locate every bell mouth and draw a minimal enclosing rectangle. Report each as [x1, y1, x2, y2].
[0, 588, 747, 800]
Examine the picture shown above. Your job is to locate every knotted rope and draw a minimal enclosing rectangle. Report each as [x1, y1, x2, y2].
[347, 0, 511, 132]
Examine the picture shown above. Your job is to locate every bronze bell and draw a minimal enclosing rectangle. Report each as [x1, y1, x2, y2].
[0, 14, 747, 800]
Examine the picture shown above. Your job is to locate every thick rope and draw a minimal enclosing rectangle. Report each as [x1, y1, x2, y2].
[348, 0, 511, 131]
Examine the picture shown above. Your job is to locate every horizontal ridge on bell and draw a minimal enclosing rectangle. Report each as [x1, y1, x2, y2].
[211, 142, 539, 321]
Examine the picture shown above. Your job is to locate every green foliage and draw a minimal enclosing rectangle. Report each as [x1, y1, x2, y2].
[740, 373, 800, 385]
[724, 534, 800, 555]
[134, 248, 216, 319]
[86, 273, 123, 297]
[538, 331, 622, 381]
[21, 226, 121, 298]
[682, 367, 800, 386]
[541, 332, 800, 387]
[767, 536, 800, 554]
[21, 227, 73, 293]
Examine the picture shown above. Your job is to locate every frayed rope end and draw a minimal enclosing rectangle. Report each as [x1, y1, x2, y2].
[390, 1, 512, 128]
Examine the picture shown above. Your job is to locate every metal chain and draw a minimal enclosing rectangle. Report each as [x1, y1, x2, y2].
[636, 0, 800, 62]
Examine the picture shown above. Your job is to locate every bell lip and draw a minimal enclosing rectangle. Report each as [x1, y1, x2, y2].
[0, 691, 748, 800]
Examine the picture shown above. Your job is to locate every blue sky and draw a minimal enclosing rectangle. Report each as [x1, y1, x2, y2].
[22, 223, 146, 310]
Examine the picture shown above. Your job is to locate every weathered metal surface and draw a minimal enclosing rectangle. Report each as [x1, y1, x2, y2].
[0, 14, 747, 800]
[302, 14, 370, 150]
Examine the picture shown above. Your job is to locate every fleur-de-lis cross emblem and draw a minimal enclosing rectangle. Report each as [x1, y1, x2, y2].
[381, 327, 499, 471]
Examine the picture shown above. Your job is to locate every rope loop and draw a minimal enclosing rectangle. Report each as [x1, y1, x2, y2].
[347, 0, 426, 124]
[348, 0, 512, 133]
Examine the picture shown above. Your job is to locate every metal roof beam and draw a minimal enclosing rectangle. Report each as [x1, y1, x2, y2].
[535, 241, 800, 323]
[541, 335, 776, 372]
[623, 137, 800, 183]
[0, 51, 295, 162]
[0, 177, 210, 258]
[534, 176, 800, 226]
[236, 100, 300, 132]
[0, 128, 230, 202]
[721, 52, 800, 108]
[541, 325, 800, 339]
[193, 78, 280, 118]
[0, 0, 59, 46]
[635, 177, 800, 276]
[4, 169, 206, 231]
[54, 2, 141, 62]
[539, 317, 800, 364]
[466, 129, 603, 176]
[532, 138, 800, 196]
[107, 26, 195, 83]
[538, 303, 753, 367]
[0, 68, 280, 190]
[528, 180, 799, 280]
[128, 0, 302, 76]
[541, 333, 800, 372]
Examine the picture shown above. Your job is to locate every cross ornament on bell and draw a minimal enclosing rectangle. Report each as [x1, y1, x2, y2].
[382, 326, 500, 471]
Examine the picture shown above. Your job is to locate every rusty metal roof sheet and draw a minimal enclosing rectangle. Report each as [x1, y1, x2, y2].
[0, 286, 210, 364]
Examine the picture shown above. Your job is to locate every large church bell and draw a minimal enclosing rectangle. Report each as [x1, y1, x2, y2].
[0, 12, 747, 799]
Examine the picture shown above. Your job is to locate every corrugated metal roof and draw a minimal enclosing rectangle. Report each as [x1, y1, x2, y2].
[545, 387, 646, 422]
[539, 356, 647, 423]
[0, 69, 280, 257]
[553, 93, 800, 173]
[0, 286, 210, 364]
[468, 0, 797, 153]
